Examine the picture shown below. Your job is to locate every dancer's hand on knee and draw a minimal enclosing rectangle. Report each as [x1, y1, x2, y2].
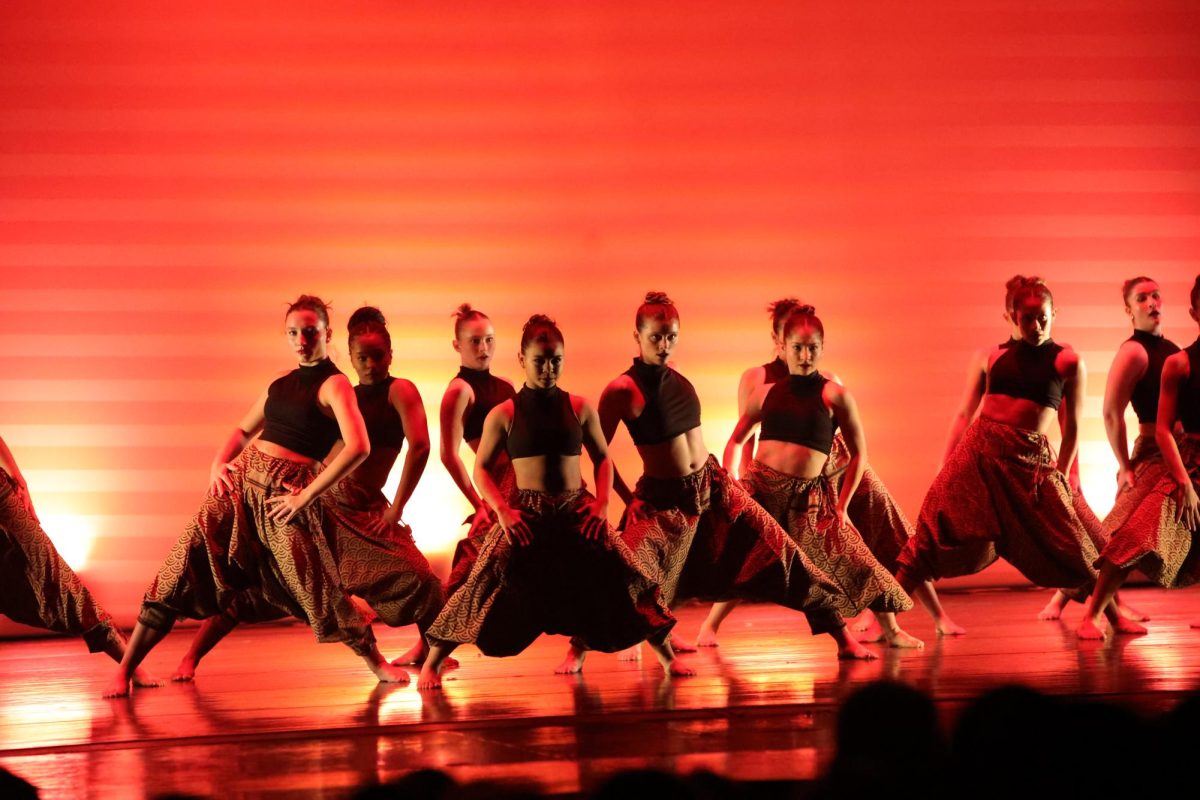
[624, 497, 648, 525]
[579, 499, 610, 541]
[498, 506, 532, 545]
[1175, 481, 1200, 530]
[1115, 466, 1136, 493]
[209, 462, 238, 497]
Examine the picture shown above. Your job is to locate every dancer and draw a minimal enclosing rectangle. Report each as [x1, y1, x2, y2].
[895, 279, 1137, 636]
[170, 306, 446, 679]
[1077, 276, 1198, 639]
[1, 434, 156, 684]
[722, 297, 961, 644]
[105, 295, 408, 697]
[419, 314, 687, 689]
[559, 293, 869, 670]
[715, 304, 920, 649]
[941, 277, 1141, 621]
[439, 304, 516, 596]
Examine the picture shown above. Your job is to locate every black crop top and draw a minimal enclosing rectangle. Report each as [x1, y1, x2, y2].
[762, 357, 789, 384]
[624, 359, 703, 446]
[506, 386, 583, 459]
[985, 340, 1066, 410]
[759, 373, 838, 455]
[355, 377, 404, 450]
[1180, 338, 1200, 434]
[1129, 330, 1180, 424]
[260, 359, 344, 460]
[457, 367, 516, 442]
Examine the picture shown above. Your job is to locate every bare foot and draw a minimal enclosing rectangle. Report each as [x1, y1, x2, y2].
[171, 659, 196, 682]
[935, 617, 967, 636]
[617, 644, 643, 661]
[837, 639, 879, 660]
[1038, 593, 1068, 621]
[1076, 618, 1106, 640]
[103, 673, 131, 699]
[669, 635, 697, 653]
[850, 611, 877, 633]
[855, 625, 886, 644]
[885, 629, 925, 649]
[1113, 617, 1148, 636]
[417, 664, 442, 690]
[390, 639, 429, 666]
[133, 668, 165, 688]
[554, 646, 587, 675]
[694, 626, 720, 648]
[1117, 602, 1150, 623]
[665, 657, 697, 677]
[369, 661, 411, 685]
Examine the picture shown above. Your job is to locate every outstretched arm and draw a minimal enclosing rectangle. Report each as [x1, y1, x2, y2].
[386, 379, 430, 524]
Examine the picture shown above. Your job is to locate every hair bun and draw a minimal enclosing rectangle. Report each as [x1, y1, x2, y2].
[452, 302, 474, 319]
[348, 306, 386, 329]
[524, 313, 556, 328]
[643, 291, 673, 305]
[796, 304, 816, 315]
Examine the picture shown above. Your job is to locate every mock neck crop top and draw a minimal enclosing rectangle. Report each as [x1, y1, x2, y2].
[260, 358, 343, 460]
[506, 386, 583, 459]
[355, 377, 404, 450]
[762, 356, 789, 384]
[985, 340, 1065, 410]
[457, 366, 516, 442]
[623, 359, 702, 445]
[759, 372, 837, 455]
[1128, 330, 1180, 424]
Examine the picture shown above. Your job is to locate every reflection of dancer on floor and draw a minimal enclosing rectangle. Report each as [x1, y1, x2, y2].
[711, 304, 920, 650]
[719, 297, 961, 645]
[419, 315, 688, 689]
[440, 304, 516, 597]
[895, 279, 1141, 637]
[1078, 276, 1200, 639]
[0, 434, 157, 686]
[105, 296, 408, 697]
[558, 293, 866, 669]
[170, 306, 446, 679]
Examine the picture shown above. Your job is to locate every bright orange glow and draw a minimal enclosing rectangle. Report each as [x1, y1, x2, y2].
[2, 1, 1198, 625]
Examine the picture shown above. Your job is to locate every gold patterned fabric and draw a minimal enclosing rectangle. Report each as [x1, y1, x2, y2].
[825, 434, 913, 573]
[1099, 434, 1200, 587]
[426, 487, 675, 655]
[445, 461, 517, 597]
[745, 459, 913, 617]
[620, 456, 847, 634]
[896, 416, 1099, 592]
[139, 445, 376, 655]
[0, 472, 123, 653]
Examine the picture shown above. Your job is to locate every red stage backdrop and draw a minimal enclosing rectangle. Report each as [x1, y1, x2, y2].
[1, 1, 1198, 629]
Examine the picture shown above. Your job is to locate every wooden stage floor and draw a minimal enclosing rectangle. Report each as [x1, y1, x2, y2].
[3, 587, 1200, 799]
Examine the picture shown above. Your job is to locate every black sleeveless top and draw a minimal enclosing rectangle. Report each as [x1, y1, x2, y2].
[986, 340, 1066, 410]
[1128, 330, 1180, 424]
[507, 386, 584, 459]
[759, 373, 838, 454]
[624, 359, 702, 446]
[260, 359, 343, 460]
[1180, 338, 1200, 434]
[457, 367, 516, 442]
[762, 357, 789, 384]
[355, 377, 404, 450]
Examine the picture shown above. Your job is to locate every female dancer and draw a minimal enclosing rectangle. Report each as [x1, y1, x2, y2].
[169, 306, 446, 678]
[942, 276, 1141, 622]
[419, 314, 686, 688]
[717, 304, 921, 649]
[718, 298, 960, 645]
[440, 304, 516, 596]
[105, 295, 408, 697]
[895, 279, 1140, 636]
[1077, 276, 1198, 639]
[558, 293, 866, 670]
[1, 434, 155, 683]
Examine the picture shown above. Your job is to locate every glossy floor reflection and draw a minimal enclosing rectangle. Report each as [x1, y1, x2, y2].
[2, 588, 1199, 799]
